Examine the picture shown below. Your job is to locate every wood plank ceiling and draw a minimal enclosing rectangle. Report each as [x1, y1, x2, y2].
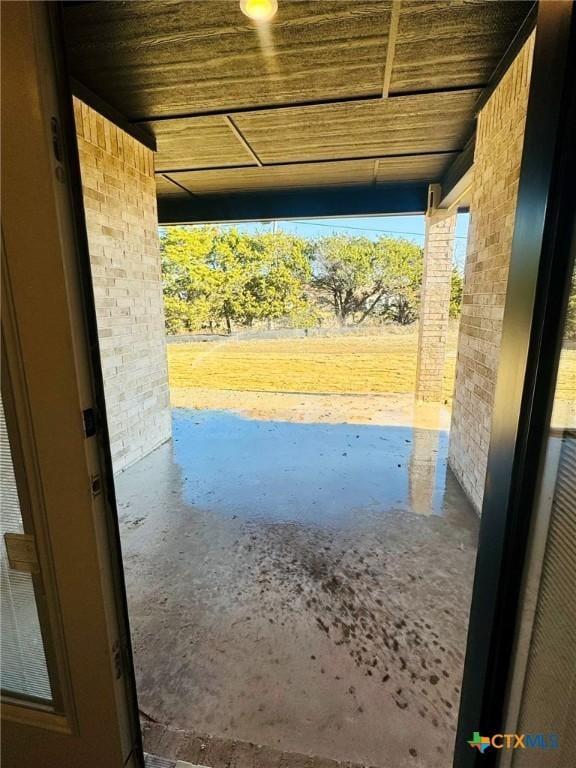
[62, 0, 532, 203]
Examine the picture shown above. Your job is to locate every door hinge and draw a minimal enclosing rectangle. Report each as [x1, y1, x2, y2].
[90, 473, 102, 497]
[4, 533, 40, 575]
[50, 117, 66, 183]
[50, 117, 63, 162]
[82, 407, 98, 438]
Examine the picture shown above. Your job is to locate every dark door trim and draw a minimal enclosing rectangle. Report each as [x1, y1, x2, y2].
[454, 2, 576, 766]
[48, 4, 145, 766]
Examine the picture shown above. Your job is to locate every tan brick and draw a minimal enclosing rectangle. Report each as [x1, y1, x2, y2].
[448, 34, 535, 513]
[73, 97, 171, 473]
[415, 208, 456, 401]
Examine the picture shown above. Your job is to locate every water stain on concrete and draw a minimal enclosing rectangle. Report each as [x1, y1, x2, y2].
[116, 408, 478, 768]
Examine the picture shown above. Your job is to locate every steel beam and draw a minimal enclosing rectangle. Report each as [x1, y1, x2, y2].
[157, 183, 429, 224]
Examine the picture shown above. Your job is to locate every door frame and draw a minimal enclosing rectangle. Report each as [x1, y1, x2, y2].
[454, 2, 576, 765]
[3, 1, 575, 766]
[53, 0, 575, 764]
[1, 3, 142, 765]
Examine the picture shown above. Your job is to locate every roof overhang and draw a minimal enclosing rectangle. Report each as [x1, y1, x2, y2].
[157, 182, 429, 225]
[61, 0, 536, 221]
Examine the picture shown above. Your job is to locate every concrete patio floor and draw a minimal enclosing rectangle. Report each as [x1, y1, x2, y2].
[116, 403, 478, 768]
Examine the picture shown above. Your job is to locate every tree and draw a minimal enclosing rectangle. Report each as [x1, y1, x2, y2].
[160, 226, 221, 333]
[450, 268, 464, 319]
[161, 226, 462, 333]
[375, 236, 423, 325]
[311, 235, 387, 324]
[160, 226, 315, 333]
[311, 234, 424, 325]
[235, 231, 314, 327]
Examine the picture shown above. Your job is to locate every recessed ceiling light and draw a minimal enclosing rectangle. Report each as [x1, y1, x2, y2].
[240, 0, 278, 22]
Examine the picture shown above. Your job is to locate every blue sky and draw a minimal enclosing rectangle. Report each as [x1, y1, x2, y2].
[215, 213, 470, 271]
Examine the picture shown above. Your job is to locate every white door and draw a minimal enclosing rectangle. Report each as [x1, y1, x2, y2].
[1, 3, 141, 766]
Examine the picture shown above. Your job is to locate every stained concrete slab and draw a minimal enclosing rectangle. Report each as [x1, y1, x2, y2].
[117, 407, 478, 768]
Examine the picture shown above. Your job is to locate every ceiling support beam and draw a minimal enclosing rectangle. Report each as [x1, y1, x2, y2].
[382, 0, 401, 98]
[70, 78, 156, 151]
[155, 149, 460, 176]
[160, 174, 199, 198]
[157, 183, 429, 224]
[438, 134, 475, 209]
[224, 115, 262, 167]
[132, 84, 484, 125]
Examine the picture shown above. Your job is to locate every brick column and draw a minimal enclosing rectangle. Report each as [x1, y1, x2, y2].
[415, 206, 456, 402]
[448, 34, 534, 513]
[74, 98, 171, 473]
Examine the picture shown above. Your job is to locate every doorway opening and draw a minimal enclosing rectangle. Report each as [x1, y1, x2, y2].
[112, 214, 479, 767]
[69, 23, 544, 765]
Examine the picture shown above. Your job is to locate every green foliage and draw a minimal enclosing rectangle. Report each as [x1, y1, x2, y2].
[450, 268, 464, 319]
[376, 237, 423, 325]
[161, 226, 221, 333]
[161, 225, 465, 333]
[311, 234, 423, 325]
[161, 226, 313, 333]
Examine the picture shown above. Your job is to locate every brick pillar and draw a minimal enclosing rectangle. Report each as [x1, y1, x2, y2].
[415, 206, 456, 402]
[74, 98, 171, 473]
[448, 34, 534, 513]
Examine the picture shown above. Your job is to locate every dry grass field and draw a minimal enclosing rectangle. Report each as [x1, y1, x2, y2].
[556, 346, 576, 402]
[167, 329, 576, 409]
[168, 330, 458, 400]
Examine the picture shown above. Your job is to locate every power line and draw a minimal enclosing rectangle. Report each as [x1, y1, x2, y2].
[281, 219, 468, 239]
[209, 218, 468, 240]
[288, 219, 424, 237]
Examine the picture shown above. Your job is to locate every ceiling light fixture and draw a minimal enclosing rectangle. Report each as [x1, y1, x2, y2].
[240, 0, 278, 22]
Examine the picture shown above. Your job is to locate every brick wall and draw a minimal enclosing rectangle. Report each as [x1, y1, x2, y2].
[74, 98, 171, 473]
[448, 35, 535, 512]
[415, 208, 456, 402]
